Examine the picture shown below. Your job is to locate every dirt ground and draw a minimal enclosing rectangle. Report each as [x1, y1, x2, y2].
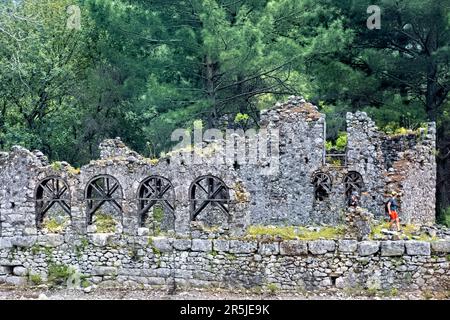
[0, 284, 448, 300]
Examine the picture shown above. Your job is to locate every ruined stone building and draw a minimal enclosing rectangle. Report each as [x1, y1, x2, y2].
[0, 97, 437, 238]
[1, 97, 447, 293]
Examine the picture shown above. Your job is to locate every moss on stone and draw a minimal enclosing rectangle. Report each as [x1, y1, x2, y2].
[247, 225, 346, 240]
[93, 213, 117, 233]
[42, 216, 68, 233]
[234, 182, 249, 203]
[67, 166, 81, 175]
[50, 161, 63, 171]
[248, 225, 297, 239]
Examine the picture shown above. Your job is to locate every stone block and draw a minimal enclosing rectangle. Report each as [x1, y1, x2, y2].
[91, 266, 118, 276]
[38, 234, 64, 247]
[191, 239, 212, 252]
[173, 239, 191, 251]
[0, 238, 12, 249]
[137, 228, 149, 237]
[5, 276, 27, 286]
[23, 228, 38, 236]
[358, 241, 380, 256]
[279, 241, 308, 256]
[381, 241, 405, 256]
[13, 266, 27, 277]
[213, 240, 229, 252]
[91, 234, 111, 247]
[431, 240, 450, 253]
[338, 240, 358, 253]
[258, 243, 279, 256]
[11, 236, 37, 248]
[229, 240, 258, 254]
[405, 241, 431, 256]
[308, 240, 335, 255]
[152, 237, 173, 252]
[0, 266, 10, 275]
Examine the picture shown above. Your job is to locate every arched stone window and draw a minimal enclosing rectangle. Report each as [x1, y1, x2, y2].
[343, 171, 364, 199]
[189, 175, 230, 223]
[85, 175, 123, 225]
[35, 176, 71, 229]
[137, 175, 175, 231]
[312, 172, 332, 201]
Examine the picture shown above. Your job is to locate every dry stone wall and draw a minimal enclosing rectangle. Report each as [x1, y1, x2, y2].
[0, 236, 449, 292]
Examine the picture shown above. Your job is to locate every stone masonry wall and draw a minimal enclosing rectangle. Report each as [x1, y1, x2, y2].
[0, 97, 442, 291]
[0, 97, 437, 237]
[0, 236, 449, 292]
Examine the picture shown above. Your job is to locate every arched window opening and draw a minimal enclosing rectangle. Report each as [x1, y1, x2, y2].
[312, 172, 332, 201]
[35, 177, 71, 232]
[343, 171, 364, 202]
[137, 176, 175, 233]
[189, 175, 230, 227]
[85, 175, 123, 233]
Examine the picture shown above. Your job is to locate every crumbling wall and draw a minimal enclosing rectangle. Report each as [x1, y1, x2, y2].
[0, 139, 251, 239]
[0, 97, 437, 239]
[241, 97, 326, 225]
[383, 124, 437, 225]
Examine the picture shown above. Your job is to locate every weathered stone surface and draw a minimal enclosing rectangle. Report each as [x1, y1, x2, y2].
[431, 240, 450, 253]
[358, 241, 380, 256]
[11, 236, 36, 247]
[191, 239, 212, 252]
[338, 240, 358, 253]
[279, 241, 308, 256]
[229, 240, 258, 254]
[0, 266, 9, 275]
[152, 237, 173, 252]
[173, 239, 191, 251]
[0, 238, 12, 249]
[405, 241, 431, 256]
[91, 234, 111, 247]
[92, 266, 118, 276]
[381, 241, 405, 256]
[213, 239, 230, 252]
[258, 243, 279, 256]
[5, 276, 27, 286]
[38, 234, 64, 247]
[308, 240, 335, 255]
[137, 228, 149, 237]
[12, 266, 27, 276]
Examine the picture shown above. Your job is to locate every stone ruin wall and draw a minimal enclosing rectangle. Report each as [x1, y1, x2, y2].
[0, 97, 445, 292]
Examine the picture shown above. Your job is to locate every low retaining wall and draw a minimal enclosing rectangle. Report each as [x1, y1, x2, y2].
[1, 236, 449, 292]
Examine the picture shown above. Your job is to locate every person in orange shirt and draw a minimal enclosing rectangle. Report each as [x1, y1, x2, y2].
[387, 191, 401, 231]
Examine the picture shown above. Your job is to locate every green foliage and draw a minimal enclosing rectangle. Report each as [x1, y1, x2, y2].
[267, 283, 278, 294]
[29, 273, 43, 286]
[51, 162, 63, 171]
[325, 132, 347, 152]
[42, 216, 68, 234]
[247, 225, 346, 240]
[93, 213, 117, 233]
[47, 263, 76, 286]
[438, 207, 450, 227]
[335, 132, 347, 151]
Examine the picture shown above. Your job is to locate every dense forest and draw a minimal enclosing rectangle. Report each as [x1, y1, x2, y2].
[0, 0, 449, 223]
